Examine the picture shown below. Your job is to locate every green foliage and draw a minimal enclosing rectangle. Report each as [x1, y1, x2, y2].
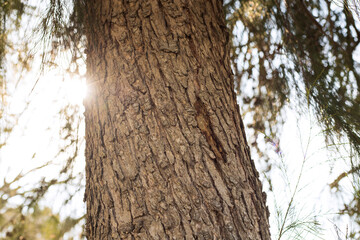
[38, 0, 85, 73]
[1, 205, 83, 240]
[0, 0, 25, 70]
[225, 0, 360, 237]
[226, 0, 360, 160]
[0, 171, 84, 239]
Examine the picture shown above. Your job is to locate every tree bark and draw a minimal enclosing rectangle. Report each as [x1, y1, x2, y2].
[84, 0, 270, 239]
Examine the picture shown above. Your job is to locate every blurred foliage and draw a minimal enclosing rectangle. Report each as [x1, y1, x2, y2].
[0, 101, 85, 239]
[37, 0, 85, 74]
[224, 0, 360, 237]
[0, 104, 85, 238]
[0, 0, 25, 67]
[225, 0, 360, 162]
[0, 171, 84, 239]
[0, 0, 26, 148]
[1, 0, 85, 238]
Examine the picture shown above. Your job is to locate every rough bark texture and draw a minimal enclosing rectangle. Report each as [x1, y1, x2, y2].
[84, 0, 270, 239]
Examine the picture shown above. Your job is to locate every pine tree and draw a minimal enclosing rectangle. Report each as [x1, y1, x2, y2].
[83, 1, 270, 239]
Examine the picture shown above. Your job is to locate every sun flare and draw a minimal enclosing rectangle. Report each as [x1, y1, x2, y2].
[62, 77, 87, 105]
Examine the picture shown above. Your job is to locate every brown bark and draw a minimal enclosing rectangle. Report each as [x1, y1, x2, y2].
[84, 0, 270, 239]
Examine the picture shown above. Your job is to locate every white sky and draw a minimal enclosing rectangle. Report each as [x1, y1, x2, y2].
[261, 109, 356, 239]
[0, 67, 87, 227]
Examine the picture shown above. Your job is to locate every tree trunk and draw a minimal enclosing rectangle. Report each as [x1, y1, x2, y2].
[84, 0, 270, 239]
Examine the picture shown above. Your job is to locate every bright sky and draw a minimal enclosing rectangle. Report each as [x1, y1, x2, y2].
[0, 67, 87, 228]
[1, 71, 86, 173]
[261, 110, 356, 239]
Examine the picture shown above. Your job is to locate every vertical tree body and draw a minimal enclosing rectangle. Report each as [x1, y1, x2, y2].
[84, 0, 270, 239]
